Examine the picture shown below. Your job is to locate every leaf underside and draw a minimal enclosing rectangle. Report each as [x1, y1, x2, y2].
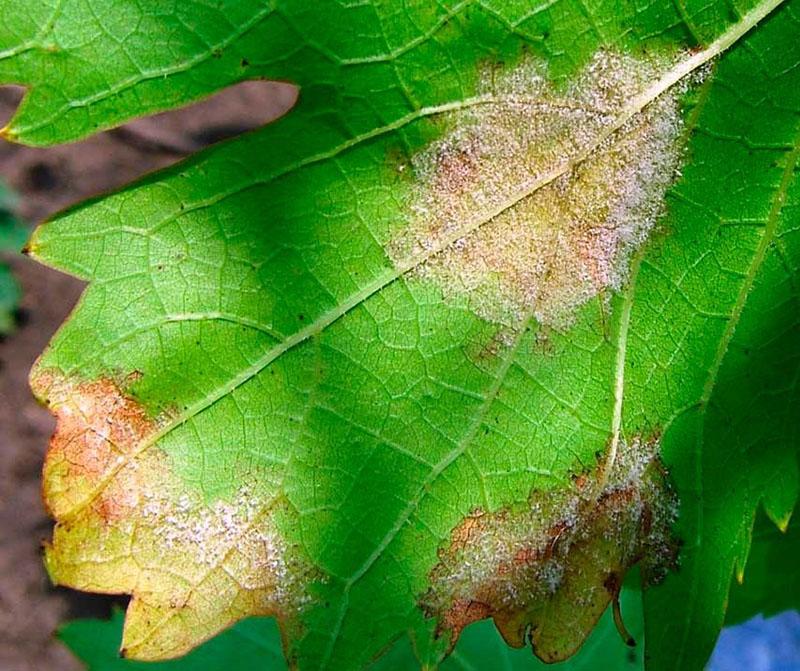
[1, 0, 799, 669]
[62, 585, 646, 670]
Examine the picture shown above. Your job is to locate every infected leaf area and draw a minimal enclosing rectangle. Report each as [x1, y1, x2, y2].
[422, 436, 677, 662]
[34, 371, 159, 522]
[394, 50, 690, 326]
[33, 371, 313, 660]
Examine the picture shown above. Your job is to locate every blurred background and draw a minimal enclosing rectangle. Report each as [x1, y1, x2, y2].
[0, 83, 796, 671]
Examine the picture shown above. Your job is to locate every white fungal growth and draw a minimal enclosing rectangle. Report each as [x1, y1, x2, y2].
[393, 50, 699, 326]
[139, 482, 309, 611]
[37, 372, 316, 659]
[422, 435, 678, 661]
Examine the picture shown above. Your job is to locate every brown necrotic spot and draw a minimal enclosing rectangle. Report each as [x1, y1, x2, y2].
[33, 370, 318, 660]
[33, 371, 162, 522]
[421, 435, 678, 662]
[392, 50, 698, 327]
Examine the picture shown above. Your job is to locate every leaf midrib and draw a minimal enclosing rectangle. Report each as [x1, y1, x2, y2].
[56, 0, 787, 528]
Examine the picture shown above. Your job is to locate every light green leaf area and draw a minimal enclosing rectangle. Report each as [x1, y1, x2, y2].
[6, 0, 800, 670]
[0, 0, 765, 146]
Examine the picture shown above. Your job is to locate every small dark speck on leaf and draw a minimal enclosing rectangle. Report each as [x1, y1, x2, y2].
[241, 58, 250, 67]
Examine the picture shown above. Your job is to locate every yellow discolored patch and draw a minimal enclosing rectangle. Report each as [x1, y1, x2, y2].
[33, 371, 315, 660]
[392, 50, 698, 326]
[421, 436, 677, 662]
[34, 372, 160, 522]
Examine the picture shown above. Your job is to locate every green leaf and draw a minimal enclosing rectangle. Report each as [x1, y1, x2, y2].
[373, 584, 645, 670]
[725, 511, 800, 626]
[60, 608, 287, 671]
[6, 1, 799, 670]
[641, 14, 800, 662]
[0, 264, 21, 334]
[0, 0, 776, 146]
[61, 517, 797, 671]
[0, 181, 26, 334]
[62, 587, 644, 670]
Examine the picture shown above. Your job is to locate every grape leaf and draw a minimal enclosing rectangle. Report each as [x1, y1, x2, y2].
[0, 181, 26, 334]
[0, 262, 21, 334]
[60, 608, 288, 671]
[373, 584, 646, 670]
[62, 587, 644, 670]
[725, 511, 800, 626]
[59, 517, 800, 671]
[2, 1, 799, 670]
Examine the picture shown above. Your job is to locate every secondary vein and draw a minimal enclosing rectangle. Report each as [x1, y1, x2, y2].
[57, 0, 788, 528]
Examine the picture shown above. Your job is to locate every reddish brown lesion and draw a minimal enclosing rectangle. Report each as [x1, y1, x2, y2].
[422, 435, 678, 663]
[390, 51, 689, 329]
[31, 370, 317, 662]
[447, 508, 487, 552]
[33, 371, 158, 522]
[430, 139, 481, 197]
[441, 599, 493, 639]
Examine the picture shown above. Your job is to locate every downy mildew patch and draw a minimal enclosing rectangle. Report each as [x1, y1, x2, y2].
[422, 436, 677, 662]
[26, 0, 785, 662]
[390, 45, 708, 662]
[392, 50, 703, 327]
[33, 371, 314, 660]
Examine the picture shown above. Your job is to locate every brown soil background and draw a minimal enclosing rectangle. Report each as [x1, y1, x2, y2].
[0, 83, 296, 670]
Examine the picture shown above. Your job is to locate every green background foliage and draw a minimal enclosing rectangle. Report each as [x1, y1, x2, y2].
[0, 182, 26, 334]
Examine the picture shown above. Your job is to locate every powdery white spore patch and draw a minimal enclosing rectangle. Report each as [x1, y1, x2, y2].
[139, 484, 306, 606]
[393, 50, 696, 326]
[37, 371, 318, 655]
[421, 435, 678, 661]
